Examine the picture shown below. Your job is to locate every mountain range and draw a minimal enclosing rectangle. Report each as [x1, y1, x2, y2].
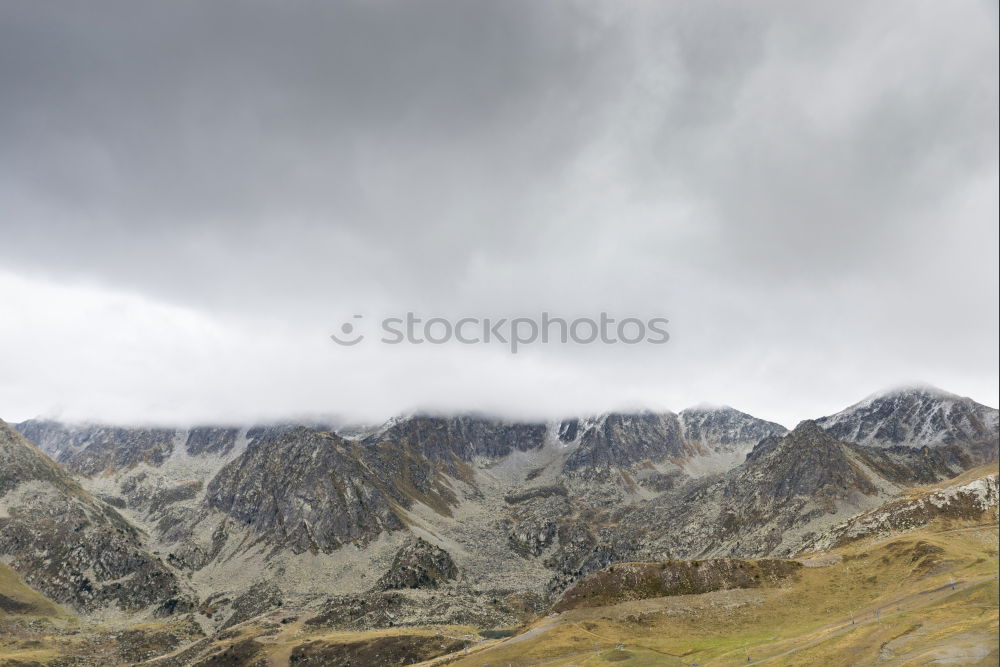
[1, 384, 997, 664]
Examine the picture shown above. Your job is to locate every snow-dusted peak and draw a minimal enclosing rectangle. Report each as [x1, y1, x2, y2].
[678, 405, 787, 454]
[817, 385, 998, 449]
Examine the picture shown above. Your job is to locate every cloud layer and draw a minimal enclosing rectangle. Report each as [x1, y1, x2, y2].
[1, 0, 997, 425]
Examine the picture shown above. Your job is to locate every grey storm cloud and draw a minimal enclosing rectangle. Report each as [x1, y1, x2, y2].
[0, 0, 997, 424]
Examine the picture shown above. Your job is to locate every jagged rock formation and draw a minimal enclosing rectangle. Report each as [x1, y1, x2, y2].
[363, 415, 548, 463]
[816, 386, 999, 456]
[728, 421, 967, 504]
[562, 408, 787, 475]
[14, 420, 254, 474]
[204, 427, 408, 553]
[603, 420, 971, 568]
[374, 538, 458, 590]
[184, 427, 241, 456]
[678, 405, 788, 453]
[0, 419, 190, 614]
[562, 412, 689, 472]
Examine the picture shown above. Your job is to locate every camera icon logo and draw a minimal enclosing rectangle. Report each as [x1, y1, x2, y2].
[329, 315, 365, 346]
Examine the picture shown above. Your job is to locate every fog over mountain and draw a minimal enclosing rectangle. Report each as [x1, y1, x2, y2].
[1, 0, 997, 425]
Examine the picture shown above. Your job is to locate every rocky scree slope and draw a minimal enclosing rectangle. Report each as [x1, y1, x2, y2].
[604, 420, 974, 564]
[800, 466, 999, 551]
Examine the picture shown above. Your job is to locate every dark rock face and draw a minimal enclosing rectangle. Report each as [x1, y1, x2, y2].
[0, 420, 190, 614]
[564, 413, 689, 472]
[557, 418, 579, 443]
[175, 422, 484, 557]
[852, 444, 972, 485]
[366, 416, 547, 463]
[205, 427, 406, 553]
[220, 581, 284, 629]
[816, 386, 999, 455]
[198, 417, 552, 557]
[185, 427, 240, 456]
[563, 408, 787, 475]
[732, 421, 879, 503]
[679, 406, 788, 453]
[731, 421, 965, 505]
[15, 419, 177, 474]
[374, 538, 458, 590]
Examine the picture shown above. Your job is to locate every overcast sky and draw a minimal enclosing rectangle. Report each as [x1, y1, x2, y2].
[1, 0, 997, 427]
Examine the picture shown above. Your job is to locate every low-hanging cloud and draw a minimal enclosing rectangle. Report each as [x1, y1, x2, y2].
[0, 0, 997, 425]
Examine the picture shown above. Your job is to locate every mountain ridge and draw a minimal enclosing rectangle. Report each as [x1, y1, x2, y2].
[2, 384, 996, 641]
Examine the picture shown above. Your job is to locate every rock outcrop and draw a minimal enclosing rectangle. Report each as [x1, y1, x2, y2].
[374, 538, 458, 590]
[553, 557, 802, 611]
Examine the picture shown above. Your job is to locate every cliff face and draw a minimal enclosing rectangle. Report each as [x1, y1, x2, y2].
[204, 427, 406, 553]
[563, 412, 689, 472]
[562, 408, 787, 474]
[15, 419, 178, 475]
[363, 415, 548, 463]
[679, 406, 788, 453]
[732, 421, 881, 503]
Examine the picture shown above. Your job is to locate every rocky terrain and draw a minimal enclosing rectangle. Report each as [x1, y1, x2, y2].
[0, 420, 192, 615]
[0, 385, 996, 664]
[800, 465, 999, 551]
[816, 385, 999, 452]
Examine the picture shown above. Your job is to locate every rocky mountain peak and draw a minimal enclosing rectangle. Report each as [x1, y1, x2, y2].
[0, 419, 77, 496]
[816, 384, 999, 452]
[678, 405, 788, 454]
[364, 415, 548, 462]
[562, 411, 690, 472]
[736, 420, 876, 501]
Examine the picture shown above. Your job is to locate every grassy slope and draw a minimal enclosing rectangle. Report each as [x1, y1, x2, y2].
[165, 517, 994, 666]
[0, 562, 63, 619]
[442, 524, 997, 666]
[0, 562, 68, 665]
